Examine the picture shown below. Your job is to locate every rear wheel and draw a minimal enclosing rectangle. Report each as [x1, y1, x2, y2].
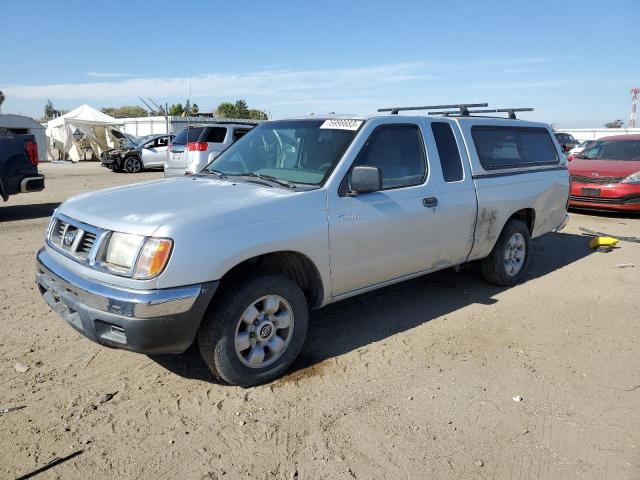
[481, 219, 530, 286]
[198, 275, 308, 387]
[123, 156, 143, 173]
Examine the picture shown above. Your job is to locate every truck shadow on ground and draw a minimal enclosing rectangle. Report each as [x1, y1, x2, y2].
[150, 231, 593, 384]
[0, 202, 60, 222]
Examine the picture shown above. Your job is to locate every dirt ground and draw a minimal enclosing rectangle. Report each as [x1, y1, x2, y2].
[1, 162, 638, 480]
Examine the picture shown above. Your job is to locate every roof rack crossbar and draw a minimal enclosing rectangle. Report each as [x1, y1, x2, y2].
[378, 103, 488, 115]
[427, 107, 534, 119]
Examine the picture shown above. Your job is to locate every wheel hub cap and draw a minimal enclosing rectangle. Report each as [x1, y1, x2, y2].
[504, 232, 526, 277]
[234, 295, 294, 368]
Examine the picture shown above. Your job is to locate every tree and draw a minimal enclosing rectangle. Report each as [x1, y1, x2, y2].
[100, 106, 148, 118]
[44, 100, 56, 120]
[234, 99, 249, 118]
[216, 102, 237, 118]
[168, 103, 184, 116]
[604, 119, 624, 128]
[215, 100, 267, 120]
[247, 109, 268, 120]
[191, 103, 199, 114]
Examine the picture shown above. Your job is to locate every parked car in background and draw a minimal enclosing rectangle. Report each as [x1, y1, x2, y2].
[101, 134, 174, 173]
[165, 122, 257, 177]
[36, 109, 568, 386]
[0, 132, 44, 201]
[555, 132, 579, 153]
[569, 134, 640, 211]
[567, 140, 593, 159]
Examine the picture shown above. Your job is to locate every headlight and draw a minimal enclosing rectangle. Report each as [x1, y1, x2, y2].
[103, 233, 173, 278]
[132, 237, 173, 279]
[105, 232, 145, 272]
[621, 171, 640, 184]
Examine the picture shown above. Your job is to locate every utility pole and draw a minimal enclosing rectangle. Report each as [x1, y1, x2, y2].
[631, 88, 640, 128]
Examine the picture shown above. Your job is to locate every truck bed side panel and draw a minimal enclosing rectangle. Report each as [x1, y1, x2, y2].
[468, 168, 569, 261]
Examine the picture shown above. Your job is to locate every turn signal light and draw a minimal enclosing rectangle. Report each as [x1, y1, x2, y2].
[133, 238, 173, 279]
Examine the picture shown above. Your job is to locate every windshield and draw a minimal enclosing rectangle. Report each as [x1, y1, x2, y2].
[133, 135, 154, 147]
[579, 139, 640, 161]
[205, 119, 360, 185]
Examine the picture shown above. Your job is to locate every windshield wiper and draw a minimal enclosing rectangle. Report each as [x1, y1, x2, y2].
[225, 172, 296, 189]
[200, 169, 227, 178]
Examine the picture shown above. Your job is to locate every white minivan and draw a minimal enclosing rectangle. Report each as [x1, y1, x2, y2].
[165, 122, 256, 177]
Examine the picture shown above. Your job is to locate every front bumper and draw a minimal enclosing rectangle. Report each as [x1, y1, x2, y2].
[36, 248, 218, 354]
[569, 181, 640, 212]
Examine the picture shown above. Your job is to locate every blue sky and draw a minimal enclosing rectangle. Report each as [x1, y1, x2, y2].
[1, 0, 638, 127]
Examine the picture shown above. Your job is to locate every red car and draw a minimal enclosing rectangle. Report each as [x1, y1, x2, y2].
[568, 134, 640, 211]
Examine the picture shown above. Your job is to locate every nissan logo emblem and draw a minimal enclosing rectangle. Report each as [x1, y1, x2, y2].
[63, 230, 77, 247]
[259, 324, 273, 339]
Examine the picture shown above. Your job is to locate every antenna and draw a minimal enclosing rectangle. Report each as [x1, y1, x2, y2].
[378, 103, 488, 115]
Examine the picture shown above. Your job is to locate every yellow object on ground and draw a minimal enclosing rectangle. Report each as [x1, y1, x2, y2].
[589, 236, 619, 249]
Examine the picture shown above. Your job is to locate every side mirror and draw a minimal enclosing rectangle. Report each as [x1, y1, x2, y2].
[350, 166, 382, 194]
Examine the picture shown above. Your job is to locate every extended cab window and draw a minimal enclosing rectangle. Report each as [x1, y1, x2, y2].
[431, 122, 463, 182]
[206, 127, 227, 143]
[472, 127, 558, 169]
[352, 124, 426, 189]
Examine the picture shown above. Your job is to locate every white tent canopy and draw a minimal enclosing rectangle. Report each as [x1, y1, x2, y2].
[46, 104, 123, 161]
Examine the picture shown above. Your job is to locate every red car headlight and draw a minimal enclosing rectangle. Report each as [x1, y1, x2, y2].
[621, 171, 640, 184]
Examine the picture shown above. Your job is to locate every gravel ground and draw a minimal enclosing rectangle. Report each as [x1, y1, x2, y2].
[1, 162, 639, 480]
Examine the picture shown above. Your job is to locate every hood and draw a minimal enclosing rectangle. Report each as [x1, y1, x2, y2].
[569, 158, 640, 178]
[58, 176, 312, 236]
[104, 144, 136, 156]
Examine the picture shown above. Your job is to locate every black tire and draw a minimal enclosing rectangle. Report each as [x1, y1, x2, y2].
[198, 275, 308, 387]
[123, 156, 143, 173]
[481, 219, 531, 286]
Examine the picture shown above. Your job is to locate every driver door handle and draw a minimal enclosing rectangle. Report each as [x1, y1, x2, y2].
[423, 197, 438, 208]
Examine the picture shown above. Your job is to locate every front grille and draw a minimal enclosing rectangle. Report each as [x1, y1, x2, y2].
[570, 195, 623, 205]
[570, 175, 624, 185]
[80, 232, 97, 253]
[48, 215, 106, 264]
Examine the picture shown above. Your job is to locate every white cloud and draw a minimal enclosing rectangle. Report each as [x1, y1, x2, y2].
[5, 57, 567, 102]
[84, 72, 138, 78]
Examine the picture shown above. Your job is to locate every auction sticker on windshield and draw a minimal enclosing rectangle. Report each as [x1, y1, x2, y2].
[320, 119, 364, 130]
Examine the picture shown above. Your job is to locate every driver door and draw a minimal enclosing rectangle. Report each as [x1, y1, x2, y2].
[142, 137, 168, 168]
[327, 122, 442, 297]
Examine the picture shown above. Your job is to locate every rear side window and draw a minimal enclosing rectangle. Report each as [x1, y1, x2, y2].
[172, 127, 204, 145]
[472, 127, 558, 169]
[431, 122, 463, 182]
[352, 124, 426, 189]
[205, 127, 227, 143]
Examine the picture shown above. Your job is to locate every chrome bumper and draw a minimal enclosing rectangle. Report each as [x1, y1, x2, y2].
[37, 248, 200, 318]
[36, 248, 218, 354]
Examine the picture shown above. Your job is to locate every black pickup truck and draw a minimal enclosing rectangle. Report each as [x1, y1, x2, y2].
[0, 133, 45, 201]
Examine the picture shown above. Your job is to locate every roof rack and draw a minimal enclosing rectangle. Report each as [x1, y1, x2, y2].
[427, 107, 534, 119]
[378, 103, 488, 115]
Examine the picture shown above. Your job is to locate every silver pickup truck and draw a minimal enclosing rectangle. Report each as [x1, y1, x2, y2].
[36, 104, 569, 386]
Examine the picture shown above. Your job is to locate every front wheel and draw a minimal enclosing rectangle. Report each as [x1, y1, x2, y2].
[198, 275, 308, 387]
[481, 219, 530, 286]
[123, 156, 143, 173]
